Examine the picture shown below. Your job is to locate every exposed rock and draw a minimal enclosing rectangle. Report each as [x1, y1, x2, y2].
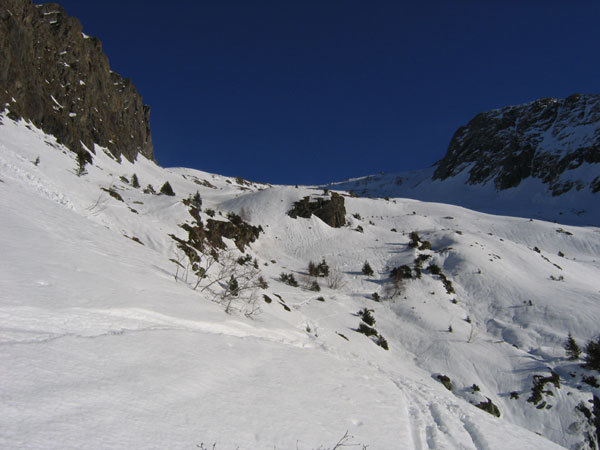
[288, 192, 346, 228]
[434, 94, 600, 194]
[173, 208, 263, 256]
[0, 0, 153, 162]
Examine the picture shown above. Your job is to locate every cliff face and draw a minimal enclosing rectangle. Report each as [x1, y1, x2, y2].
[0, 0, 153, 162]
[433, 94, 600, 195]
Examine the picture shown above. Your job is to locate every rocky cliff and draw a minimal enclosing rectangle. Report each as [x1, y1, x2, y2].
[433, 94, 600, 195]
[326, 94, 600, 225]
[0, 0, 153, 162]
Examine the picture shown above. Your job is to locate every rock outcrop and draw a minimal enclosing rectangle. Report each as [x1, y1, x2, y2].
[433, 94, 600, 195]
[288, 192, 346, 228]
[0, 0, 153, 162]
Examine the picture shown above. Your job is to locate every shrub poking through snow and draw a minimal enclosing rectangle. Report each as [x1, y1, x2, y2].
[308, 280, 321, 292]
[428, 263, 442, 275]
[358, 308, 376, 326]
[357, 322, 378, 337]
[317, 259, 330, 277]
[159, 181, 175, 196]
[189, 191, 202, 209]
[385, 266, 408, 299]
[143, 184, 156, 194]
[237, 254, 252, 265]
[131, 173, 140, 188]
[564, 333, 582, 360]
[584, 337, 600, 371]
[227, 276, 239, 297]
[583, 376, 599, 388]
[391, 265, 412, 280]
[279, 272, 299, 287]
[441, 276, 455, 294]
[309, 259, 330, 277]
[372, 292, 381, 302]
[101, 187, 124, 202]
[376, 335, 389, 350]
[362, 261, 374, 276]
[418, 240, 432, 251]
[408, 231, 420, 248]
[414, 254, 431, 270]
[75, 151, 91, 176]
[527, 372, 561, 405]
[354, 310, 389, 350]
[476, 398, 501, 417]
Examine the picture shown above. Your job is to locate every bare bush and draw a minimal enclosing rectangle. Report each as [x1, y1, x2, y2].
[172, 244, 264, 317]
[326, 269, 346, 289]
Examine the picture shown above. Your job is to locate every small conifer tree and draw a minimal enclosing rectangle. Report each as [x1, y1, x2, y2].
[317, 259, 329, 277]
[358, 308, 376, 326]
[76, 152, 89, 176]
[191, 190, 202, 209]
[584, 337, 600, 370]
[227, 275, 239, 297]
[362, 261, 374, 276]
[131, 173, 140, 188]
[160, 181, 175, 196]
[564, 333, 581, 360]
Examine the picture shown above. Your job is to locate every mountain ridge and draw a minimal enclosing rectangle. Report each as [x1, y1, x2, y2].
[327, 94, 600, 227]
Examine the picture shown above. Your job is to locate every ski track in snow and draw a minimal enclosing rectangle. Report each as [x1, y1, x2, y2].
[0, 307, 311, 349]
[0, 147, 76, 210]
[391, 376, 487, 450]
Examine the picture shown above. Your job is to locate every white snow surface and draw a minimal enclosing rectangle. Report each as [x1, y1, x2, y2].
[326, 166, 600, 228]
[1, 114, 599, 449]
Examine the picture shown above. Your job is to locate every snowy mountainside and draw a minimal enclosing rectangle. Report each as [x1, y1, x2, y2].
[1, 115, 599, 449]
[328, 94, 600, 227]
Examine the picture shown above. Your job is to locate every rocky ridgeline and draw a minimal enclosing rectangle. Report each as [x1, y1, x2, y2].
[434, 94, 600, 195]
[0, 0, 153, 162]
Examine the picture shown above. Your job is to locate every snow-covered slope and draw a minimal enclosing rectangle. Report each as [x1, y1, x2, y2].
[1, 115, 599, 449]
[326, 167, 600, 227]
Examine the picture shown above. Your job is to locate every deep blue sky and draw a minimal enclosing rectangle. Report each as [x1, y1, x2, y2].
[55, 1, 600, 185]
